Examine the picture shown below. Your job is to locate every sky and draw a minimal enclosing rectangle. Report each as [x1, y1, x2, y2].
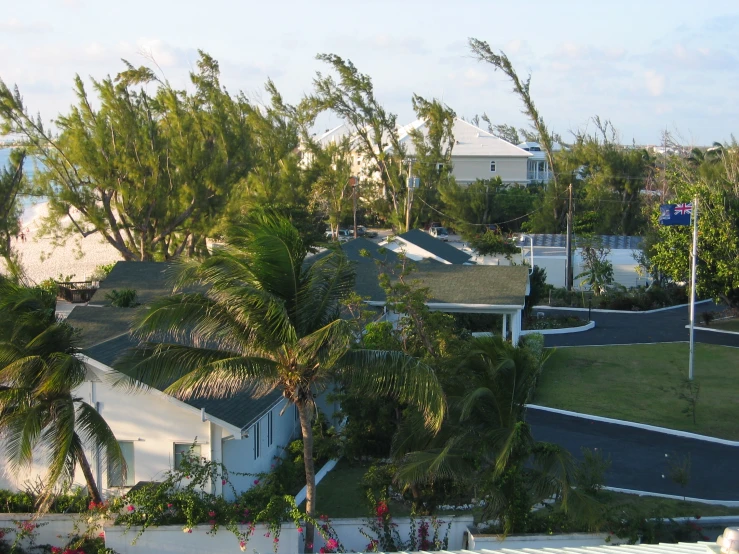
[1, 0, 738, 146]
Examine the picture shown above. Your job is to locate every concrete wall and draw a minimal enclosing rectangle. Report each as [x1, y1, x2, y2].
[452, 156, 528, 183]
[466, 529, 627, 550]
[104, 515, 474, 554]
[0, 514, 89, 550]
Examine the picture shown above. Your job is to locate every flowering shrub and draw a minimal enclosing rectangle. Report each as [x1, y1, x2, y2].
[359, 492, 450, 552]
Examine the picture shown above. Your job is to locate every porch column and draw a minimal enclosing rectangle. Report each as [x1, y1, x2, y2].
[210, 422, 223, 496]
[511, 309, 522, 345]
[502, 313, 507, 339]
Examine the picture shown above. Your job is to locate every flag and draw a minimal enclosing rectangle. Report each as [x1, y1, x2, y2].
[659, 203, 693, 226]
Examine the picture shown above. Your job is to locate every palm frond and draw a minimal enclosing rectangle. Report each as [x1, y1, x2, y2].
[337, 349, 446, 432]
[75, 400, 125, 482]
[298, 248, 356, 333]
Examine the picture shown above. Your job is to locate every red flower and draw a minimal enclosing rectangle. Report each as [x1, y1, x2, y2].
[127, 505, 135, 512]
[319, 548, 326, 554]
[209, 511, 216, 517]
[222, 479, 227, 485]
[253, 479, 260, 485]
[375, 501, 389, 517]
[327, 538, 339, 550]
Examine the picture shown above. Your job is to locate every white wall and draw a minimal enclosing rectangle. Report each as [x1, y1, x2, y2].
[104, 515, 474, 554]
[452, 156, 528, 183]
[223, 400, 299, 500]
[0, 514, 91, 550]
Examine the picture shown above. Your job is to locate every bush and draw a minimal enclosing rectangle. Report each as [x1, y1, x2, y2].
[105, 288, 138, 307]
[0, 487, 89, 514]
[89, 263, 116, 282]
[523, 315, 588, 330]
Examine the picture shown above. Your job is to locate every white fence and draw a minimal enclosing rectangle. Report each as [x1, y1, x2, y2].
[104, 515, 474, 554]
[465, 528, 628, 550]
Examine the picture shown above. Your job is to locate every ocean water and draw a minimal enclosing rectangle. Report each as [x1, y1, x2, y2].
[1, 147, 42, 213]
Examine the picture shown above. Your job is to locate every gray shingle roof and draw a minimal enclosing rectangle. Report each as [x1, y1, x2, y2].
[528, 234, 644, 249]
[84, 334, 281, 430]
[90, 261, 175, 305]
[395, 229, 472, 264]
[65, 305, 140, 348]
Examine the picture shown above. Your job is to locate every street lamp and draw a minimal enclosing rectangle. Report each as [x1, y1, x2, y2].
[518, 234, 534, 275]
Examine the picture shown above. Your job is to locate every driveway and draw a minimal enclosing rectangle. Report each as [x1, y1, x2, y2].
[528, 409, 739, 500]
[538, 302, 739, 348]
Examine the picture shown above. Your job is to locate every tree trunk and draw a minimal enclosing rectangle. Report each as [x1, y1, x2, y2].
[76, 449, 102, 504]
[297, 401, 316, 553]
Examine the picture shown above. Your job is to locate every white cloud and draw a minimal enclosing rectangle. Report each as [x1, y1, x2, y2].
[0, 18, 51, 33]
[644, 70, 666, 96]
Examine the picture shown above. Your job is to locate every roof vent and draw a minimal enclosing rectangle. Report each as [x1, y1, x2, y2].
[718, 528, 739, 554]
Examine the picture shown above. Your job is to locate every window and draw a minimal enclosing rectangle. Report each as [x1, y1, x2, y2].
[108, 441, 135, 487]
[436, 162, 444, 174]
[490, 161, 497, 172]
[267, 411, 274, 447]
[253, 421, 261, 460]
[174, 443, 201, 470]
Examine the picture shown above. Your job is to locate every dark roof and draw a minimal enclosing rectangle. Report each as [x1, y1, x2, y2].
[84, 334, 281, 430]
[356, 264, 529, 307]
[90, 261, 174, 305]
[395, 229, 472, 264]
[66, 305, 140, 348]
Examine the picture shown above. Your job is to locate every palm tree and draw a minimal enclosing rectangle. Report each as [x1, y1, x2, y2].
[0, 277, 124, 510]
[117, 214, 445, 552]
[395, 336, 576, 534]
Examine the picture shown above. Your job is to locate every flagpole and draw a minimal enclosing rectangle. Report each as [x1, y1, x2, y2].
[688, 196, 698, 381]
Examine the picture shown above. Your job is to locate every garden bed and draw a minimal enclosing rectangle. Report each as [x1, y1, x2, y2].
[524, 315, 589, 331]
[545, 284, 690, 311]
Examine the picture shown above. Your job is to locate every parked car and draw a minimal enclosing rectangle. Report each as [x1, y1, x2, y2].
[429, 226, 449, 241]
[325, 229, 352, 242]
[356, 226, 378, 238]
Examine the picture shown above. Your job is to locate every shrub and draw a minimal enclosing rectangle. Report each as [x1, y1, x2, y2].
[105, 288, 138, 307]
[89, 263, 116, 282]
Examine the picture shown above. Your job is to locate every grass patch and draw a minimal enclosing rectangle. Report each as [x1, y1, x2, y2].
[535, 343, 739, 440]
[710, 317, 739, 333]
[599, 491, 739, 517]
[310, 460, 410, 519]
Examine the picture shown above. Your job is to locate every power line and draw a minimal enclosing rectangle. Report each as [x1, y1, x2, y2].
[415, 196, 545, 227]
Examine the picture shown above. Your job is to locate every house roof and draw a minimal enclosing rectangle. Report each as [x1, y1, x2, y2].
[90, 261, 175, 306]
[315, 123, 353, 147]
[355, 263, 529, 307]
[84, 333, 282, 431]
[394, 229, 473, 264]
[66, 305, 140, 348]
[398, 118, 532, 158]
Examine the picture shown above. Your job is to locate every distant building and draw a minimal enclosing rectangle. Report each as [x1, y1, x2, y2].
[516, 141, 565, 183]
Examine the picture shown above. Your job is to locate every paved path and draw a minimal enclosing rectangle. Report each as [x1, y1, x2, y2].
[528, 410, 739, 500]
[530, 303, 739, 500]
[539, 302, 739, 348]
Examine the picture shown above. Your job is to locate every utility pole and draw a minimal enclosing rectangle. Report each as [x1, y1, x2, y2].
[350, 176, 358, 238]
[565, 183, 574, 290]
[405, 160, 414, 232]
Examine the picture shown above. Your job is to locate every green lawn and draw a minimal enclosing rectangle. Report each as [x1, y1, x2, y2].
[710, 317, 739, 332]
[312, 460, 739, 520]
[535, 343, 739, 440]
[308, 460, 411, 518]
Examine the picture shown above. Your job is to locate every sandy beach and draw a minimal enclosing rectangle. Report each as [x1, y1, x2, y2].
[1, 202, 124, 284]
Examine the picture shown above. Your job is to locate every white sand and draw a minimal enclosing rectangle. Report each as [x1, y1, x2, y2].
[1, 202, 124, 284]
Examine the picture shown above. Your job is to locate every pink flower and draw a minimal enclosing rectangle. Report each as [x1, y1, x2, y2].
[327, 538, 338, 550]
[209, 519, 216, 525]
[239, 540, 246, 552]
[375, 501, 388, 517]
[209, 511, 216, 517]
[319, 548, 326, 554]
[274, 537, 279, 543]
[306, 543, 313, 550]
[98, 532, 105, 538]
[167, 503, 173, 508]
[264, 532, 270, 538]
[127, 505, 135, 512]
[222, 479, 227, 485]
[297, 526, 303, 533]
[88, 501, 97, 510]
[253, 479, 260, 485]
[51, 548, 61, 554]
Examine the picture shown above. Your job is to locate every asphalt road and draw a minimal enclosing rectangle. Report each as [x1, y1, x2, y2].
[528, 409, 739, 500]
[528, 303, 739, 500]
[539, 302, 739, 348]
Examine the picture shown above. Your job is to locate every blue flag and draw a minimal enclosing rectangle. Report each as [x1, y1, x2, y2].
[659, 203, 693, 226]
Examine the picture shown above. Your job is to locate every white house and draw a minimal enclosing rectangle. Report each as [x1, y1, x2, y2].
[400, 118, 532, 184]
[309, 118, 533, 187]
[517, 141, 565, 183]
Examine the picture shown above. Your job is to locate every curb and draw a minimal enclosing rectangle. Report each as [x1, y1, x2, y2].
[295, 458, 338, 505]
[533, 299, 712, 315]
[602, 487, 739, 507]
[686, 325, 739, 337]
[526, 405, 739, 447]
